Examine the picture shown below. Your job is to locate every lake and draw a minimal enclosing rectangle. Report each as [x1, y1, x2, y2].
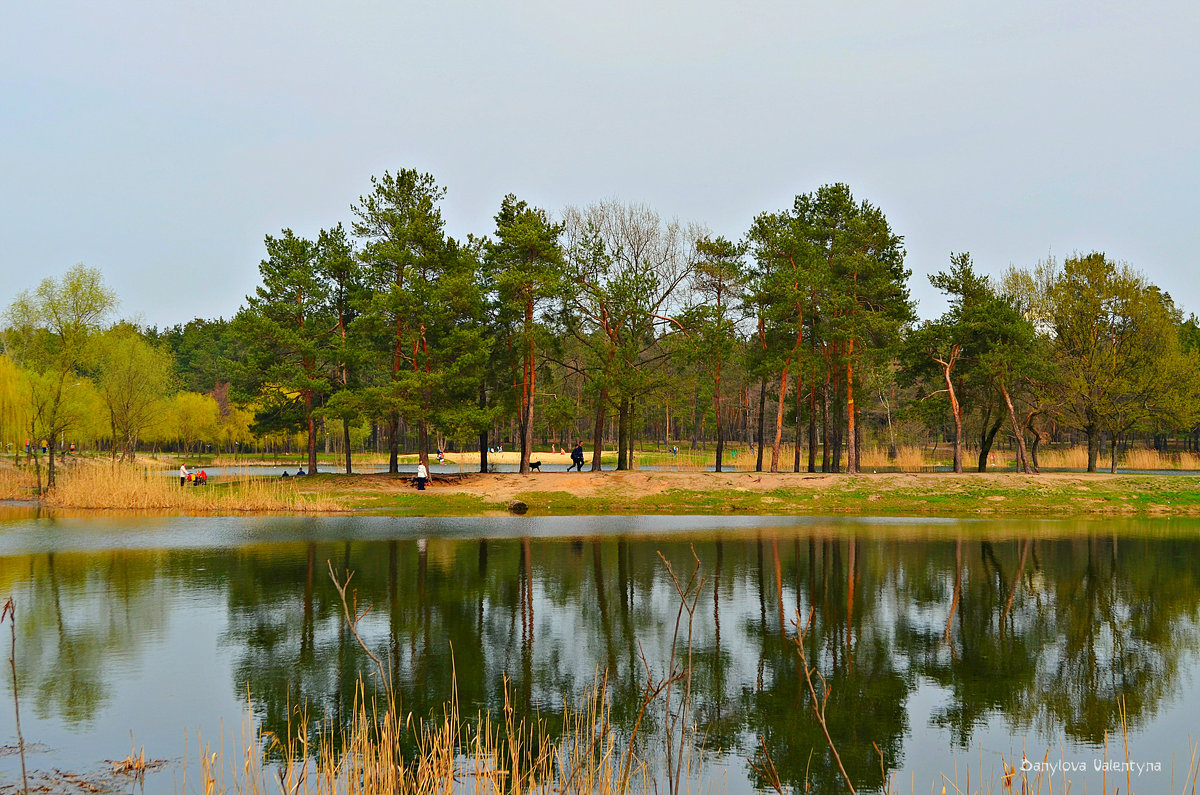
[1, 510, 1198, 793]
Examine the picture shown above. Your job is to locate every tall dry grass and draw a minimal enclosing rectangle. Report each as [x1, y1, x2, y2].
[0, 463, 37, 500]
[185, 678, 1200, 795]
[1121, 447, 1200, 471]
[190, 675, 654, 795]
[858, 445, 930, 472]
[43, 461, 347, 513]
[1033, 446, 1090, 470]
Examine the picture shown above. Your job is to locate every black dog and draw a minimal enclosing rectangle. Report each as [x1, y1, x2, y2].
[530, 460, 542, 472]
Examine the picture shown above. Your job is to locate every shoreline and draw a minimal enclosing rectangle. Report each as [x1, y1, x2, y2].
[6, 470, 1198, 519]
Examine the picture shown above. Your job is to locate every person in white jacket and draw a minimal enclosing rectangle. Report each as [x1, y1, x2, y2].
[416, 462, 429, 491]
[180, 464, 189, 487]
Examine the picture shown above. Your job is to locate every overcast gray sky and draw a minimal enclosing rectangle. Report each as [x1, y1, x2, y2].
[2, 1, 1197, 327]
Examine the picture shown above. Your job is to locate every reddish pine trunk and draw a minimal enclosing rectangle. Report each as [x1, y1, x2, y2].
[520, 298, 535, 474]
[936, 346, 964, 473]
[714, 361, 724, 473]
[770, 361, 790, 472]
[590, 387, 607, 471]
[1000, 382, 1030, 473]
[846, 338, 857, 474]
[305, 389, 317, 474]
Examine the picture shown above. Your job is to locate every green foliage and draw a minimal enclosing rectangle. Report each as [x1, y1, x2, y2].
[1049, 252, 1187, 469]
[351, 169, 491, 467]
[2, 264, 116, 487]
[95, 325, 175, 459]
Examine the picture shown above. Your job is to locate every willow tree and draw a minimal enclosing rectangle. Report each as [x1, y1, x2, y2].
[3, 264, 115, 490]
[95, 326, 174, 461]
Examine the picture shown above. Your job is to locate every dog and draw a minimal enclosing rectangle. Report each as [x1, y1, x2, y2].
[530, 460, 542, 472]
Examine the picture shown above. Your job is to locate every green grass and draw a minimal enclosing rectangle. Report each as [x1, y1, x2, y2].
[481, 475, 1200, 519]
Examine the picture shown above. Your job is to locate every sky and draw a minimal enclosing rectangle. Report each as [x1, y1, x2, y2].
[2, 1, 1198, 327]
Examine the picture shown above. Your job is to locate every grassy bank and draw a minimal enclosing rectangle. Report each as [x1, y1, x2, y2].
[316, 470, 1200, 519]
[7, 461, 1200, 518]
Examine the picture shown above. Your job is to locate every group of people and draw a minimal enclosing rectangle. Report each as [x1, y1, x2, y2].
[178, 465, 208, 486]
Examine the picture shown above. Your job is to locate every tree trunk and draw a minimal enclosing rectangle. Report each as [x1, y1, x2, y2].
[794, 368, 803, 473]
[479, 385, 489, 474]
[1110, 431, 1119, 474]
[976, 414, 1003, 472]
[755, 376, 767, 472]
[418, 416, 430, 469]
[591, 388, 606, 471]
[846, 340, 858, 474]
[999, 382, 1030, 473]
[1085, 420, 1099, 472]
[821, 369, 831, 473]
[770, 363, 790, 472]
[387, 412, 399, 474]
[305, 390, 318, 474]
[831, 366, 844, 473]
[714, 362, 724, 473]
[689, 386, 702, 452]
[807, 382, 818, 473]
[937, 347, 963, 473]
[616, 397, 629, 471]
[626, 401, 636, 470]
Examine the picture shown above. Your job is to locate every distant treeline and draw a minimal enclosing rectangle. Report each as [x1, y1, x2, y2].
[4, 172, 1199, 487]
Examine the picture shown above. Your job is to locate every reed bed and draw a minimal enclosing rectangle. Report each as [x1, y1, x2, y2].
[1120, 447, 1200, 471]
[0, 463, 37, 500]
[43, 461, 347, 513]
[185, 682, 1199, 795]
[190, 676, 654, 795]
[857, 445, 930, 472]
[1032, 446, 1090, 470]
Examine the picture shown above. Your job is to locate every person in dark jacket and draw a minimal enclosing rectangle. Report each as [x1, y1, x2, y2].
[570, 442, 585, 472]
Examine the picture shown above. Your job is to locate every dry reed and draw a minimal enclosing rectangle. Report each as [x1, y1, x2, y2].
[184, 678, 1200, 795]
[0, 464, 36, 500]
[1121, 447, 1200, 471]
[43, 461, 347, 513]
[190, 675, 651, 795]
[857, 445, 930, 472]
[1033, 446, 1090, 470]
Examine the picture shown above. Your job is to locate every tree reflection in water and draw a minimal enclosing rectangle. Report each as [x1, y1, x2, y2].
[5, 531, 1200, 791]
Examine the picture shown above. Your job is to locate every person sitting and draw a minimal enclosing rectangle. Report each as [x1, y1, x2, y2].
[296, 468, 306, 476]
[281, 471, 290, 478]
[198, 470, 208, 485]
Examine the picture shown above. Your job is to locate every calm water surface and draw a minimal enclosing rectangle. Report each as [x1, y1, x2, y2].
[1, 510, 1198, 793]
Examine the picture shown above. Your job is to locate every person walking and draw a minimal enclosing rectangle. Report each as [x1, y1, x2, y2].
[570, 441, 585, 472]
[416, 461, 429, 491]
[180, 464, 188, 487]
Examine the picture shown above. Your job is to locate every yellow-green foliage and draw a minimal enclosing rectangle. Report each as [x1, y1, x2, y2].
[0, 353, 30, 451]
